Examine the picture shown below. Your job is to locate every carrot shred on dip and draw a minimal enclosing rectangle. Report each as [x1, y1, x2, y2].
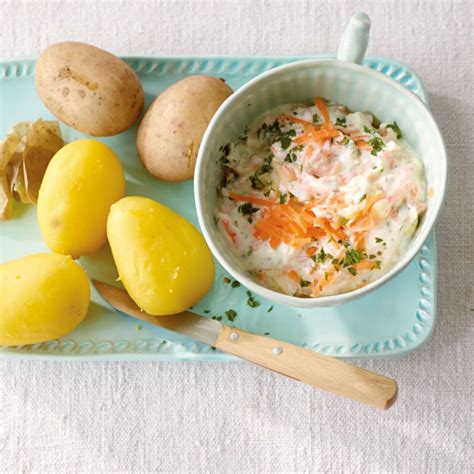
[216, 98, 427, 297]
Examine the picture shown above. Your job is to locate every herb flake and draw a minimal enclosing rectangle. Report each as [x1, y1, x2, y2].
[246, 290, 260, 308]
[387, 121, 402, 139]
[225, 309, 237, 321]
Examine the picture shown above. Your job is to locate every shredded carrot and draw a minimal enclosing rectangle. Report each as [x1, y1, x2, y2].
[228, 191, 276, 207]
[280, 115, 317, 126]
[254, 219, 303, 247]
[312, 216, 347, 241]
[287, 270, 300, 281]
[351, 215, 376, 232]
[350, 192, 383, 225]
[222, 220, 237, 244]
[355, 260, 376, 271]
[256, 271, 266, 282]
[315, 97, 331, 125]
[353, 232, 366, 250]
[269, 236, 280, 248]
[252, 200, 327, 248]
[303, 228, 326, 239]
[305, 144, 315, 159]
[355, 141, 371, 150]
[293, 127, 340, 145]
[306, 247, 317, 256]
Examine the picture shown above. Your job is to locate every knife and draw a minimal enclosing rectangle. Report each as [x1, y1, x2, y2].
[92, 280, 398, 409]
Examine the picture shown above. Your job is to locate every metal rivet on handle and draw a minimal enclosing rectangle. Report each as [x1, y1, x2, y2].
[273, 346, 283, 356]
[229, 332, 239, 341]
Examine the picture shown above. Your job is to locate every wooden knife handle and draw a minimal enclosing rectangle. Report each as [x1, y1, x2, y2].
[215, 326, 397, 410]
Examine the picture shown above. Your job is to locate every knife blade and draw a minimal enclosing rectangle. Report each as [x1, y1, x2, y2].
[92, 279, 398, 409]
[92, 279, 221, 346]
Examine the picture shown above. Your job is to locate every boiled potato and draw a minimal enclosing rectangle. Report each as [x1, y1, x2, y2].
[107, 196, 215, 315]
[136, 75, 232, 181]
[0, 253, 90, 346]
[36, 42, 144, 136]
[37, 139, 125, 258]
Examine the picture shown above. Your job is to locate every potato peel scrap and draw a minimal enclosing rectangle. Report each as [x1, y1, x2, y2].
[0, 119, 64, 220]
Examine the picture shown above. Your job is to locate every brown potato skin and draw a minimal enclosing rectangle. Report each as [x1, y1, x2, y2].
[35, 42, 144, 136]
[136, 75, 233, 181]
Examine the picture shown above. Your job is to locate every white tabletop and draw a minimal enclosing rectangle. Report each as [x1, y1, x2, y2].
[1, 1, 473, 472]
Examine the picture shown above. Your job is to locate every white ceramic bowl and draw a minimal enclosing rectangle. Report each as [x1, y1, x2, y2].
[195, 13, 447, 308]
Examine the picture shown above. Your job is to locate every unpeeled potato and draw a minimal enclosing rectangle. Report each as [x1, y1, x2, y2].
[136, 75, 233, 181]
[0, 253, 90, 346]
[107, 196, 215, 315]
[35, 42, 144, 136]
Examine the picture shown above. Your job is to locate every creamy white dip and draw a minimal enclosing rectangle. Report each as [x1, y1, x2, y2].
[216, 98, 427, 297]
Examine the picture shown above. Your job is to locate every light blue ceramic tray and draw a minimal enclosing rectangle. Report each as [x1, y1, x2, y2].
[0, 55, 436, 360]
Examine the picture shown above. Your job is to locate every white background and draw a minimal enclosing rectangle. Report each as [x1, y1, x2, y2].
[0, 0, 473, 472]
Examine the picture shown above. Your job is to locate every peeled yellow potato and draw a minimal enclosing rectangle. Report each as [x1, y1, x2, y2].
[0, 253, 90, 346]
[107, 196, 215, 315]
[37, 139, 125, 258]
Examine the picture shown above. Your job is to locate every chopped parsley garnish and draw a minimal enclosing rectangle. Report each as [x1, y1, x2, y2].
[218, 143, 231, 164]
[231, 280, 241, 288]
[375, 237, 384, 243]
[223, 277, 231, 284]
[343, 247, 363, 266]
[267, 306, 274, 313]
[336, 117, 347, 127]
[338, 216, 349, 226]
[339, 136, 350, 146]
[225, 309, 237, 321]
[279, 129, 297, 149]
[237, 202, 259, 223]
[368, 136, 385, 156]
[204, 310, 210, 314]
[312, 113, 319, 123]
[212, 315, 223, 321]
[256, 119, 281, 140]
[387, 121, 402, 139]
[249, 174, 264, 190]
[248, 155, 273, 190]
[347, 267, 357, 276]
[311, 248, 333, 264]
[363, 125, 373, 133]
[359, 194, 367, 202]
[300, 279, 311, 288]
[279, 193, 288, 204]
[238, 125, 249, 142]
[373, 260, 382, 269]
[246, 290, 260, 308]
[264, 332, 270, 335]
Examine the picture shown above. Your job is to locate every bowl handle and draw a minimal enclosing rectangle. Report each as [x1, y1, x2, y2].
[337, 11, 371, 64]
